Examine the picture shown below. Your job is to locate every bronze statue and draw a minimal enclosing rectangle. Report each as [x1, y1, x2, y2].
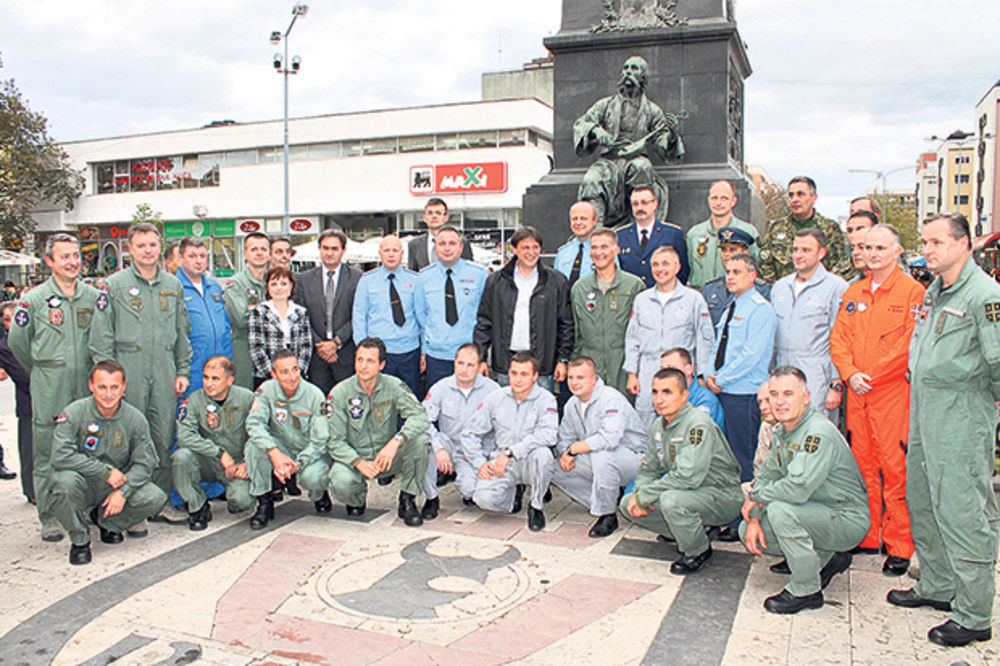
[573, 55, 685, 226]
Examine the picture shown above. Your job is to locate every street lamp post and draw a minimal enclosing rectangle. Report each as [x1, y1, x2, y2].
[270, 3, 309, 236]
[847, 166, 912, 216]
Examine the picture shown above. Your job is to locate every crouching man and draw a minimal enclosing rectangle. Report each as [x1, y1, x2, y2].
[50, 360, 167, 565]
[461, 352, 557, 532]
[172, 356, 255, 530]
[553, 356, 645, 538]
[326, 337, 430, 526]
[245, 350, 333, 529]
[620, 368, 743, 575]
[741, 366, 869, 614]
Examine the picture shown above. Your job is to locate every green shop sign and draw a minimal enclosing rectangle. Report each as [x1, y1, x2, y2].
[164, 220, 235, 238]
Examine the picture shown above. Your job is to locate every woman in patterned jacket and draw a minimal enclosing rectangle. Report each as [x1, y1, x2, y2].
[248, 267, 312, 388]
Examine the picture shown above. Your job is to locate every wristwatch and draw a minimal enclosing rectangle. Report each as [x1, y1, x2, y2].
[503, 447, 514, 459]
[828, 381, 843, 392]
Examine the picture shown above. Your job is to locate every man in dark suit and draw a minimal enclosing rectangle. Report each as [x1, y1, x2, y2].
[407, 198, 473, 271]
[295, 229, 362, 393]
[0, 302, 29, 491]
[617, 186, 689, 287]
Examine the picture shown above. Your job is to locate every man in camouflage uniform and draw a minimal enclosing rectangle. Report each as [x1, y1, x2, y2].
[10, 233, 100, 542]
[758, 176, 852, 282]
[224, 232, 269, 389]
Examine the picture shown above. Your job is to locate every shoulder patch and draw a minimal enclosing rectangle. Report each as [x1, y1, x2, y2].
[750, 292, 766, 304]
[14, 310, 29, 327]
[688, 427, 704, 445]
[803, 435, 820, 453]
[984, 302, 1000, 323]
[54, 413, 68, 424]
[177, 402, 188, 421]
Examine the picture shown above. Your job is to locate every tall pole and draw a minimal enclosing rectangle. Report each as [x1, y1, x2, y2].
[283, 33, 290, 235]
[271, 4, 307, 237]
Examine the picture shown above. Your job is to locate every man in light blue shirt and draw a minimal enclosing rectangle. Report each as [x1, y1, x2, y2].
[706, 253, 776, 483]
[353, 235, 421, 395]
[554, 200, 599, 287]
[415, 226, 488, 389]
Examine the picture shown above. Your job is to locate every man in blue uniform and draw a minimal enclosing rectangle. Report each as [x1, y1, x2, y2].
[702, 227, 771, 327]
[353, 235, 421, 395]
[414, 226, 488, 389]
[176, 237, 232, 397]
[617, 186, 688, 287]
[554, 200, 599, 287]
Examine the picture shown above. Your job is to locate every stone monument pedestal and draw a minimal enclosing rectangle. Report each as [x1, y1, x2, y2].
[524, 0, 762, 251]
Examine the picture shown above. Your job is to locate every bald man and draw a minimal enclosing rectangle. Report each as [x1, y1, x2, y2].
[352, 235, 422, 395]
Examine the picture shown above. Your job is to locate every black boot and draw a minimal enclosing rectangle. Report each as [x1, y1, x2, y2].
[314, 491, 333, 514]
[378, 475, 396, 486]
[0, 449, 16, 480]
[398, 491, 423, 527]
[90, 507, 122, 544]
[188, 502, 212, 531]
[69, 542, 92, 565]
[421, 496, 440, 520]
[270, 474, 284, 502]
[511, 484, 526, 514]
[285, 473, 302, 496]
[250, 494, 275, 530]
[588, 514, 618, 538]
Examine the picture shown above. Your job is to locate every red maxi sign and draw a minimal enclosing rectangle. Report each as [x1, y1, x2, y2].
[410, 162, 508, 195]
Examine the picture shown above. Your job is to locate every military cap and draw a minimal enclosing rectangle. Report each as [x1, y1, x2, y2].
[717, 226, 755, 247]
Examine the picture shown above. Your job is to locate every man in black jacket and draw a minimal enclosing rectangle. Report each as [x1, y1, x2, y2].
[475, 227, 574, 391]
[0, 302, 31, 495]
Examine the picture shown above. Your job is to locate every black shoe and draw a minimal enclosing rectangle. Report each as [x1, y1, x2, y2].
[928, 620, 992, 647]
[270, 475, 284, 502]
[398, 491, 423, 527]
[346, 504, 366, 517]
[511, 484, 526, 514]
[543, 488, 553, 503]
[882, 555, 909, 577]
[819, 551, 852, 589]
[188, 503, 212, 531]
[249, 495, 274, 530]
[714, 526, 740, 542]
[670, 546, 713, 575]
[99, 525, 123, 545]
[849, 545, 880, 555]
[421, 496, 440, 520]
[528, 506, 546, 532]
[69, 542, 92, 565]
[314, 491, 332, 514]
[656, 534, 676, 544]
[0, 463, 16, 480]
[462, 497, 475, 506]
[436, 471, 456, 487]
[378, 475, 395, 486]
[769, 559, 791, 575]
[284, 474, 302, 496]
[588, 514, 618, 538]
[886, 588, 951, 611]
[764, 589, 824, 614]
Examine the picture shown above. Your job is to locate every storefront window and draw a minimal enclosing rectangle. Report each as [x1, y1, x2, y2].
[363, 137, 397, 155]
[399, 135, 434, 153]
[225, 149, 256, 167]
[182, 155, 200, 188]
[114, 160, 130, 193]
[199, 153, 221, 187]
[499, 129, 526, 146]
[258, 147, 281, 163]
[289, 145, 310, 161]
[95, 164, 114, 194]
[459, 131, 497, 149]
[212, 237, 236, 278]
[309, 142, 342, 159]
[155, 156, 180, 190]
[101, 243, 119, 274]
[344, 141, 364, 157]
[436, 134, 458, 151]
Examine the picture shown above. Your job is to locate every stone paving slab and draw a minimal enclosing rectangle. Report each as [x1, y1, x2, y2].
[0, 411, 999, 665]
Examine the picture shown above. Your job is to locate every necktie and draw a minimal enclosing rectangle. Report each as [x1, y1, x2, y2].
[714, 301, 736, 371]
[568, 242, 584, 286]
[640, 228, 649, 253]
[388, 273, 405, 326]
[324, 268, 336, 336]
[444, 268, 458, 326]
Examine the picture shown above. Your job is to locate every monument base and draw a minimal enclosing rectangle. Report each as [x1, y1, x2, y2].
[524, 164, 764, 252]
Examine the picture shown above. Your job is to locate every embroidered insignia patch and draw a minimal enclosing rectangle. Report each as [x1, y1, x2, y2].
[689, 428, 704, 445]
[14, 310, 28, 327]
[803, 435, 820, 453]
[985, 302, 1000, 323]
[84, 435, 99, 451]
[96, 294, 109, 311]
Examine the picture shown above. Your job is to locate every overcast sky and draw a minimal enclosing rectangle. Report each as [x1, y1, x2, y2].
[2, 0, 998, 220]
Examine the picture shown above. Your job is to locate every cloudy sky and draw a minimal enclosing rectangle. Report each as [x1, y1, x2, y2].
[2, 0, 998, 219]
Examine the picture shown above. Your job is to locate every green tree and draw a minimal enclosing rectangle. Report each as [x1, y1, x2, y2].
[0, 79, 83, 247]
[759, 182, 791, 221]
[130, 202, 164, 232]
[881, 194, 920, 254]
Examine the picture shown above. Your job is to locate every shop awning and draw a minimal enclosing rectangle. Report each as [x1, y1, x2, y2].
[973, 232, 1000, 252]
[0, 250, 40, 266]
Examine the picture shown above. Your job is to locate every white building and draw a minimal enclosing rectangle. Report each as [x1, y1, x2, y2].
[36, 98, 553, 277]
[915, 152, 938, 224]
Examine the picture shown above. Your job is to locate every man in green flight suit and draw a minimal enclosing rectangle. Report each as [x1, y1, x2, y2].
[172, 355, 255, 531]
[758, 176, 852, 282]
[224, 231, 270, 389]
[89, 223, 192, 522]
[571, 228, 644, 397]
[685, 180, 760, 289]
[10, 233, 101, 543]
[887, 213, 1000, 647]
[620, 367, 743, 575]
[326, 337, 430, 526]
[244, 349, 333, 529]
[49, 360, 168, 565]
[741, 366, 869, 614]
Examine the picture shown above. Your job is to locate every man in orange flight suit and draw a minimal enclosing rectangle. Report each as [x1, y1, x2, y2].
[830, 224, 925, 576]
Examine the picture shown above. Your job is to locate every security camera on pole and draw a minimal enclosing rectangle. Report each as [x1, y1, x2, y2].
[270, 3, 309, 236]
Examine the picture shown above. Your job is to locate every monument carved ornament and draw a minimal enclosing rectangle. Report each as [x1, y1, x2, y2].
[593, 0, 688, 32]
